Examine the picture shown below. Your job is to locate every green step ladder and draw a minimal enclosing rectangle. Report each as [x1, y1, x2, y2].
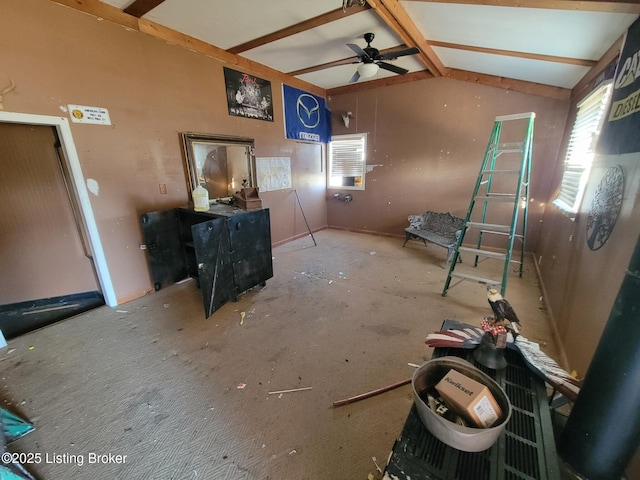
[442, 112, 535, 297]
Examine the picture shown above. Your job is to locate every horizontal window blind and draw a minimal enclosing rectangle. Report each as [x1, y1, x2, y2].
[329, 134, 366, 189]
[553, 82, 612, 214]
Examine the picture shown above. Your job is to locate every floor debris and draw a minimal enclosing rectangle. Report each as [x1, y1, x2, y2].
[333, 378, 411, 407]
[268, 386, 312, 395]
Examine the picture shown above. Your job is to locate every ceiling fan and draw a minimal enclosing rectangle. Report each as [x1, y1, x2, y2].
[347, 32, 419, 83]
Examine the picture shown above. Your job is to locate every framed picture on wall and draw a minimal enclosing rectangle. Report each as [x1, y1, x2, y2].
[224, 67, 273, 122]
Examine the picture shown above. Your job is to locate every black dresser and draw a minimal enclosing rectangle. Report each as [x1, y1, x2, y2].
[140, 205, 273, 318]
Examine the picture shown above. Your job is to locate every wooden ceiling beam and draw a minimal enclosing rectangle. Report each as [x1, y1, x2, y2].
[48, 0, 590, 101]
[328, 66, 571, 100]
[366, 0, 447, 76]
[327, 70, 435, 95]
[50, 0, 139, 29]
[289, 58, 359, 77]
[47, 0, 326, 97]
[287, 45, 415, 76]
[124, 0, 165, 18]
[404, 0, 640, 14]
[228, 4, 370, 54]
[446, 68, 571, 100]
[137, 19, 326, 96]
[429, 40, 598, 66]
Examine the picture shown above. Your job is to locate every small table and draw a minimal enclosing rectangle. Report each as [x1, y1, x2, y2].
[384, 320, 560, 480]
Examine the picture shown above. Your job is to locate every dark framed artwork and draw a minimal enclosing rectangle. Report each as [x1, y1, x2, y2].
[224, 67, 273, 122]
[586, 165, 624, 251]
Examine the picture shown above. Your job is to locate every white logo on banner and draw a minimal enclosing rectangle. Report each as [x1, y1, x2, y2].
[296, 94, 320, 128]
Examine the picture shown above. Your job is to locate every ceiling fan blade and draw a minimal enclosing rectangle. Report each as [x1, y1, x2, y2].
[347, 43, 370, 60]
[349, 70, 361, 83]
[377, 62, 409, 75]
[379, 47, 419, 61]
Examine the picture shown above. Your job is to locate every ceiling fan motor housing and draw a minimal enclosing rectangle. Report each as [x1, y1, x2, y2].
[363, 47, 379, 62]
[363, 33, 378, 61]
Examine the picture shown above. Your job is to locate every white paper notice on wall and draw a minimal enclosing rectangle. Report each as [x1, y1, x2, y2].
[68, 104, 112, 125]
[256, 157, 292, 192]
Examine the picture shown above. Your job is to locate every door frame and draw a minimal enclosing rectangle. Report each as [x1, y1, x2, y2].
[0, 111, 117, 307]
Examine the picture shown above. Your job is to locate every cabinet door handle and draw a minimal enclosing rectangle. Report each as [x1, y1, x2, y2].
[235, 222, 241, 230]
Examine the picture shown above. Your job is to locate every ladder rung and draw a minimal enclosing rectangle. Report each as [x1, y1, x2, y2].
[458, 247, 507, 260]
[448, 272, 501, 286]
[475, 194, 517, 202]
[497, 149, 525, 154]
[488, 142, 524, 152]
[495, 112, 535, 121]
[465, 222, 511, 233]
[476, 232, 524, 238]
[482, 169, 520, 175]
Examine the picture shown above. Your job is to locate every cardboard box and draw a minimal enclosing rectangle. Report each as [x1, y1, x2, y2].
[435, 368, 502, 428]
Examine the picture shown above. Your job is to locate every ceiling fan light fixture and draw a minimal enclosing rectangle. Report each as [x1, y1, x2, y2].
[357, 63, 379, 78]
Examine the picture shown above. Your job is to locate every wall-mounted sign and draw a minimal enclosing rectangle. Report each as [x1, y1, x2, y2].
[224, 67, 273, 122]
[68, 104, 111, 125]
[256, 157, 292, 192]
[586, 165, 624, 251]
[598, 17, 640, 155]
[282, 84, 331, 143]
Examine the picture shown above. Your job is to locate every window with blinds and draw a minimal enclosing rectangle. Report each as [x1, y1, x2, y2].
[328, 133, 366, 189]
[553, 82, 613, 215]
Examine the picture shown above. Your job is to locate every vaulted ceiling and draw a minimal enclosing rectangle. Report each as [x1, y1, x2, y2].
[52, 0, 639, 101]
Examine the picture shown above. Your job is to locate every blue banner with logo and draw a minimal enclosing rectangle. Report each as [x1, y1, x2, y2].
[282, 85, 331, 143]
[598, 17, 640, 155]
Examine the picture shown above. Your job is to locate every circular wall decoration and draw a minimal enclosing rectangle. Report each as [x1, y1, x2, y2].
[586, 165, 624, 251]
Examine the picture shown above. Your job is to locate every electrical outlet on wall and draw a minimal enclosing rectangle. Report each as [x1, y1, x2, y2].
[159, 184, 167, 194]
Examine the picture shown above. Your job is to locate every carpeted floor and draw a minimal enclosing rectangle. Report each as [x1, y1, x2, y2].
[0, 229, 560, 480]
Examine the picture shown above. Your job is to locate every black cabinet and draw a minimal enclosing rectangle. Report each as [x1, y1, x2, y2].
[140, 205, 273, 318]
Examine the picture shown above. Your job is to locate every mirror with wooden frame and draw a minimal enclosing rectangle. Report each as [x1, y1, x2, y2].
[181, 132, 256, 201]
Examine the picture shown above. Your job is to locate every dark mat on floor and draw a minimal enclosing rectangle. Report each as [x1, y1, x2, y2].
[0, 291, 104, 339]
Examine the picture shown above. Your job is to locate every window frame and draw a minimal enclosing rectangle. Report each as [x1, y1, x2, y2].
[553, 81, 613, 217]
[327, 133, 367, 191]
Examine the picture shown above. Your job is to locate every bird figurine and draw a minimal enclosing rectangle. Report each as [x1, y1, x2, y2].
[486, 286, 521, 337]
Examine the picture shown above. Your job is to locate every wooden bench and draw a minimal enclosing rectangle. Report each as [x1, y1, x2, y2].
[402, 211, 465, 267]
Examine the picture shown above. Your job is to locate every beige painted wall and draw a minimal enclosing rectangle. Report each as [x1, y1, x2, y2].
[539, 152, 640, 377]
[327, 78, 570, 253]
[1, 0, 327, 304]
[535, 58, 640, 380]
[537, 106, 640, 480]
